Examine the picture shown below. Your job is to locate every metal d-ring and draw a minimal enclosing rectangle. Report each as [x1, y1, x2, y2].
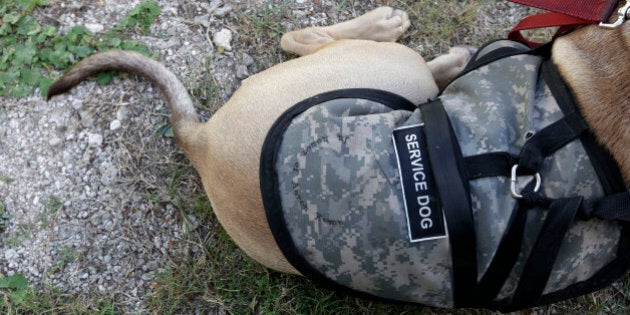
[511, 165, 542, 199]
[600, 0, 630, 29]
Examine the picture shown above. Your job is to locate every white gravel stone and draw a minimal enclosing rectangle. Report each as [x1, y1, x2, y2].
[85, 23, 104, 33]
[87, 133, 103, 147]
[213, 28, 233, 51]
[109, 119, 121, 131]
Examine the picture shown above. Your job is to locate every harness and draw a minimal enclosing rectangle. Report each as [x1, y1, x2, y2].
[260, 40, 629, 311]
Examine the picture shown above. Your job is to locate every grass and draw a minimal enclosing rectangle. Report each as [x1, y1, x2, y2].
[0, 274, 116, 314]
[0, 0, 160, 97]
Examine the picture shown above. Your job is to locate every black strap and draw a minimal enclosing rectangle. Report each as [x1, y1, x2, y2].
[518, 112, 589, 172]
[461, 40, 530, 74]
[477, 187, 551, 304]
[420, 100, 478, 307]
[463, 152, 518, 180]
[477, 197, 528, 302]
[579, 192, 630, 222]
[511, 197, 583, 306]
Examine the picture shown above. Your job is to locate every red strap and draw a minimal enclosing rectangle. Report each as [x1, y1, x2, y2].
[507, 12, 591, 47]
[509, 0, 619, 22]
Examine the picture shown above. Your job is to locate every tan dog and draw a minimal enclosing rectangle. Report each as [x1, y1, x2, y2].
[48, 5, 629, 282]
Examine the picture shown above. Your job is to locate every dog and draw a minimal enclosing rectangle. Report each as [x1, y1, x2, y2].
[47, 5, 629, 309]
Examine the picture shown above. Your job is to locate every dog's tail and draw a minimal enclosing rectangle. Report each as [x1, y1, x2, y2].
[47, 50, 206, 165]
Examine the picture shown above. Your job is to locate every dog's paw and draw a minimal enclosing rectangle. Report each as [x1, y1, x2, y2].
[353, 6, 411, 42]
[448, 46, 478, 67]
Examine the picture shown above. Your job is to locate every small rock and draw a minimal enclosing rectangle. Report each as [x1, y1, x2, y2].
[242, 53, 255, 66]
[109, 119, 121, 131]
[193, 14, 210, 28]
[116, 107, 129, 121]
[157, 37, 181, 50]
[236, 65, 249, 79]
[49, 137, 63, 147]
[4, 248, 18, 261]
[87, 133, 103, 147]
[85, 23, 104, 33]
[292, 10, 307, 19]
[71, 99, 83, 110]
[79, 110, 95, 128]
[215, 5, 233, 17]
[213, 28, 233, 51]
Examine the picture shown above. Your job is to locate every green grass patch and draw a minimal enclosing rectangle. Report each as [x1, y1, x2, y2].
[0, 274, 117, 314]
[0, 0, 161, 97]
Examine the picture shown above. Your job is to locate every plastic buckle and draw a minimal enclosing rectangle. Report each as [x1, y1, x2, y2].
[600, 0, 630, 29]
[511, 165, 542, 199]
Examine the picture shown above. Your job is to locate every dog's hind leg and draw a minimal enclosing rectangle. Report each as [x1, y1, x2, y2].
[281, 6, 410, 56]
[427, 46, 477, 89]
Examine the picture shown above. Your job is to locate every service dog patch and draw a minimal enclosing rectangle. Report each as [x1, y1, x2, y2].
[392, 124, 447, 242]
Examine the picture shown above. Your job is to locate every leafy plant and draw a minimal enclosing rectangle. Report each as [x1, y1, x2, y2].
[0, 0, 161, 97]
[0, 274, 29, 306]
[0, 273, 117, 314]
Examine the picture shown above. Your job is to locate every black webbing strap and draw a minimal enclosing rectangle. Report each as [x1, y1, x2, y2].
[420, 100, 478, 307]
[511, 197, 583, 305]
[463, 152, 518, 180]
[579, 192, 630, 222]
[518, 111, 589, 172]
[477, 187, 550, 304]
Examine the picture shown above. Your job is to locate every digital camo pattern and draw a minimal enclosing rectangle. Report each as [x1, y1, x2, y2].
[272, 44, 620, 307]
[276, 98, 454, 307]
[440, 53, 620, 299]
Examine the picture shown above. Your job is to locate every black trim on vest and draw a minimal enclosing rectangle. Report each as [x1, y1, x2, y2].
[260, 88, 419, 301]
[462, 39, 530, 74]
[442, 39, 545, 93]
[420, 100, 478, 307]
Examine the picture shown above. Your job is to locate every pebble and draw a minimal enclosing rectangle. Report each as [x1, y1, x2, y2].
[242, 53, 255, 66]
[49, 137, 63, 147]
[85, 23, 104, 33]
[236, 65, 249, 79]
[87, 133, 103, 147]
[213, 28, 233, 51]
[215, 5, 233, 17]
[109, 119, 121, 131]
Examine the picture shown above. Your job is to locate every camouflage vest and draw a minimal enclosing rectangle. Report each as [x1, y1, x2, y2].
[260, 40, 629, 310]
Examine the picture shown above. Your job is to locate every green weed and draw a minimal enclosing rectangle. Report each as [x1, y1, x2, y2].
[0, 0, 161, 97]
[0, 274, 117, 314]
